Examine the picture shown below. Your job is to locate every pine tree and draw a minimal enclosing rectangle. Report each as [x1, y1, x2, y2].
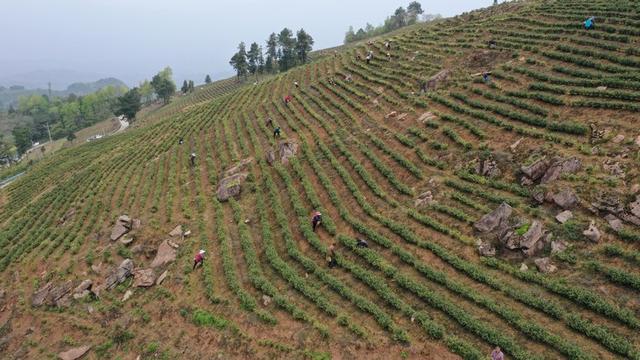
[181, 80, 188, 94]
[265, 33, 278, 73]
[188, 80, 195, 92]
[205, 74, 212, 84]
[295, 29, 314, 64]
[229, 42, 249, 80]
[247, 42, 261, 75]
[277, 28, 296, 72]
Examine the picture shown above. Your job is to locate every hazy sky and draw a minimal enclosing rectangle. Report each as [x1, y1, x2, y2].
[1, 0, 492, 88]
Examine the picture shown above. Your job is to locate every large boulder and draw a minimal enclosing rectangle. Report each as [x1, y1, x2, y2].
[629, 196, 640, 218]
[540, 157, 582, 184]
[133, 269, 156, 287]
[278, 140, 298, 164]
[552, 189, 579, 210]
[474, 202, 513, 233]
[425, 69, 450, 91]
[521, 158, 550, 181]
[104, 259, 134, 290]
[150, 240, 177, 268]
[110, 215, 133, 241]
[474, 158, 501, 178]
[534, 258, 557, 274]
[58, 345, 91, 360]
[520, 221, 544, 256]
[31, 281, 73, 307]
[591, 192, 624, 214]
[169, 225, 183, 238]
[500, 230, 521, 250]
[216, 172, 249, 201]
[583, 221, 601, 243]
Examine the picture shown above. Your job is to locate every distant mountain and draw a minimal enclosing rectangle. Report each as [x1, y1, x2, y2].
[0, 78, 127, 109]
[0, 69, 105, 90]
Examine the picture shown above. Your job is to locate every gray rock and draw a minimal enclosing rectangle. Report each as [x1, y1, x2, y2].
[216, 172, 249, 201]
[532, 188, 545, 204]
[131, 245, 156, 258]
[150, 240, 176, 268]
[110, 223, 129, 242]
[169, 225, 183, 237]
[58, 345, 91, 360]
[541, 157, 582, 184]
[612, 134, 625, 144]
[583, 221, 601, 243]
[133, 269, 156, 287]
[521, 158, 549, 181]
[474, 202, 513, 233]
[31, 282, 53, 307]
[500, 230, 520, 250]
[520, 221, 544, 257]
[519, 263, 528, 272]
[118, 215, 132, 224]
[266, 150, 276, 165]
[104, 259, 134, 290]
[551, 240, 568, 254]
[32, 281, 73, 307]
[619, 212, 640, 226]
[73, 290, 91, 300]
[477, 241, 496, 257]
[415, 191, 434, 208]
[534, 257, 557, 274]
[629, 196, 640, 218]
[155, 270, 168, 286]
[552, 189, 579, 210]
[74, 280, 93, 294]
[120, 236, 134, 246]
[278, 140, 298, 164]
[556, 210, 573, 224]
[592, 192, 624, 214]
[262, 295, 272, 306]
[604, 214, 623, 231]
[132, 219, 141, 230]
[122, 290, 133, 302]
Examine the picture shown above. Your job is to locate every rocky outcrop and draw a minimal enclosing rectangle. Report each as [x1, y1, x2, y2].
[583, 221, 601, 243]
[425, 69, 450, 91]
[133, 269, 156, 287]
[629, 196, 640, 218]
[520, 221, 544, 256]
[534, 257, 557, 274]
[169, 225, 183, 238]
[109, 215, 139, 241]
[520, 157, 581, 185]
[103, 259, 134, 290]
[474, 157, 501, 178]
[150, 240, 176, 268]
[58, 345, 91, 360]
[414, 191, 434, 208]
[417, 112, 437, 124]
[278, 140, 298, 164]
[216, 172, 249, 201]
[591, 192, 624, 214]
[31, 281, 73, 307]
[474, 203, 513, 233]
[551, 240, 568, 254]
[552, 189, 579, 210]
[540, 157, 582, 184]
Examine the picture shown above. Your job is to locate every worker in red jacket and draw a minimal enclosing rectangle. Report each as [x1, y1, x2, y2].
[193, 250, 205, 270]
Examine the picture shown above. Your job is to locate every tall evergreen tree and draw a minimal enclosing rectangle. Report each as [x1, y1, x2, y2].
[151, 67, 176, 104]
[188, 80, 195, 92]
[277, 28, 296, 72]
[407, 2, 424, 24]
[229, 42, 249, 79]
[181, 80, 189, 94]
[205, 74, 212, 84]
[295, 28, 314, 64]
[265, 33, 278, 73]
[115, 87, 141, 121]
[257, 46, 265, 74]
[247, 42, 261, 75]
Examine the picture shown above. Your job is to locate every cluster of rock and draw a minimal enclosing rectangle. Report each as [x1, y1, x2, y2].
[33, 224, 182, 307]
[425, 69, 450, 91]
[520, 156, 581, 186]
[385, 111, 408, 121]
[591, 190, 640, 230]
[474, 202, 565, 273]
[109, 215, 141, 242]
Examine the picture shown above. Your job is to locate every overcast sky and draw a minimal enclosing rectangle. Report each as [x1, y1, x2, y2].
[1, 0, 492, 89]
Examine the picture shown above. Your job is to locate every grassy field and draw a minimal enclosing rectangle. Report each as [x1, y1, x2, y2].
[1, 0, 640, 359]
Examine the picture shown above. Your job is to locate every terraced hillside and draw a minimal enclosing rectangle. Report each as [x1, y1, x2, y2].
[2, 0, 640, 359]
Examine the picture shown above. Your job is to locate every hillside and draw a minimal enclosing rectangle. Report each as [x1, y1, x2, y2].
[2, 0, 640, 359]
